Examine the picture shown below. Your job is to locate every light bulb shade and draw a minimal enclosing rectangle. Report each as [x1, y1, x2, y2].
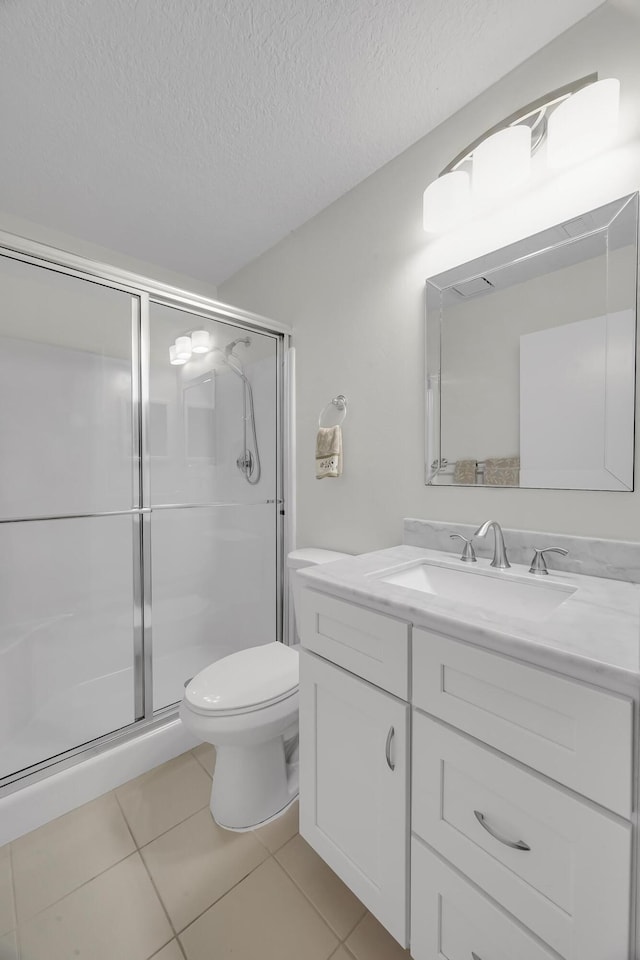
[169, 344, 187, 365]
[546, 78, 620, 169]
[423, 170, 471, 233]
[191, 330, 211, 353]
[175, 336, 192, 361]
[472, 125, 531, 201]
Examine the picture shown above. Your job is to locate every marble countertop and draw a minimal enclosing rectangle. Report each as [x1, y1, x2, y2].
[298, 545, 640, 691]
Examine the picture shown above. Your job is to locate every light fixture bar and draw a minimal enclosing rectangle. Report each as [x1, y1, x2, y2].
[440, 73, 598, 176]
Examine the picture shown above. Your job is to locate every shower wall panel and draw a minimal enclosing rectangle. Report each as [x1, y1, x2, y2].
[148, 303, 279, 710]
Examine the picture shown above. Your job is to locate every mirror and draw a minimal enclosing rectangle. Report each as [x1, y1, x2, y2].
[425, 193, 639, 490]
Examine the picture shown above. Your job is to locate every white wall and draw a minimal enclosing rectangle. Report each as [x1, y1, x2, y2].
[219, 2, 640, 553]
[0, 209, 219, 302]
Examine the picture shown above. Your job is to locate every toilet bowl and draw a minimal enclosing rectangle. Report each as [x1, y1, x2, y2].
[180, 547, 351, 830]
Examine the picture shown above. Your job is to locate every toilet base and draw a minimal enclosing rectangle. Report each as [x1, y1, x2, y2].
[215, 791, 299, 833]
[210, 735, 299, 831]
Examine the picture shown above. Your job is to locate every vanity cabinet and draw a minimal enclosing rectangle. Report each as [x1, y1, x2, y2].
[298, 648, 410, 946]
[298, 586, 635, 960]
[412, 712, 631, 960]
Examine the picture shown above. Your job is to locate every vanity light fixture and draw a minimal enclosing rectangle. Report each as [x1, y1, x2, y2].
[169, 343, 187, 365]
[174, 335, 193, 363]
[191, 329, 211, 353]
[423, 74, 620, 233]
[423, 170, 471, 233]
[471, 125, 531, 201]
[546, 78, 620, 168]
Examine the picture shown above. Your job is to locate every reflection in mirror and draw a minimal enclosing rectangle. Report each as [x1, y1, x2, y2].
[425, 193, 638, 490]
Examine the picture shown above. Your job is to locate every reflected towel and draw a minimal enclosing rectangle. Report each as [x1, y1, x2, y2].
[316, 425, 343, 478]
[453, 460, 477, 484]
[484, 456, 520, 486]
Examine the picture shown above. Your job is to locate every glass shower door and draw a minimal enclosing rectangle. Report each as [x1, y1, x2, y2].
[0, 254, 140, 781]
[148, 303, 279, 709]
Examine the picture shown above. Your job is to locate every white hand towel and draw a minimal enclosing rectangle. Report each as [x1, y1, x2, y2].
[316, 425, 343, 478]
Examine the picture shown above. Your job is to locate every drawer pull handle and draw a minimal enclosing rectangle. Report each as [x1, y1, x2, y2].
[474, 810, 531, 851]
[385, 726, 396, 771]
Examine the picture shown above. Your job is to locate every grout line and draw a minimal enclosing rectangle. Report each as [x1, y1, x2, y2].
[137, 846, 180, 941]
[332, 946, 357, 959]
[13, 849, 162, 950]
[14, 848, 137, 925]
[170, 850, 274, 937]
[273, 841, 365, 945]
[174, 936, 189, 960]
[11, 796, 139, 930]
[147, 937, 186, 960]
[339, 910, 368, 944]
[251, 802, 299, 855]
[112, 753, 213, 848]
[189, 746, 215, 780]
[138, 802, 211, 850]
[113, 788, 141, 850]
[114, 785, 211, 852]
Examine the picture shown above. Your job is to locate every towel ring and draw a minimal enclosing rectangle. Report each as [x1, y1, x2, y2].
[318, 394, 347, 428]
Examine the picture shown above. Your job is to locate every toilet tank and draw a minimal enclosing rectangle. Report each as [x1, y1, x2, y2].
[287, 548, 352, 641]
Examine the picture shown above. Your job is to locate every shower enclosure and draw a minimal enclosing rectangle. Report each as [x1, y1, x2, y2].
[0, 237, 287, 794]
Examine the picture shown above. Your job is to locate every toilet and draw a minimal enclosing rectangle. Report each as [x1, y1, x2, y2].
[180, 547, 351, 830]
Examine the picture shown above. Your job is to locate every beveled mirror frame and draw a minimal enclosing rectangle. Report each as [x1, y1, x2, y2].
[425, 193, 639, 490]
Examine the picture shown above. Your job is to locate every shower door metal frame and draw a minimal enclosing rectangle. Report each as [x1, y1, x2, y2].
[0, 229, 291, 795]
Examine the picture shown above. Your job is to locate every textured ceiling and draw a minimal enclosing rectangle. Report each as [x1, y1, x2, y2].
[0, 0, 605, 285]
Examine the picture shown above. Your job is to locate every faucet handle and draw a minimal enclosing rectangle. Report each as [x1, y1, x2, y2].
[529, 546, 569, 576]
[450, 533, 477, 563]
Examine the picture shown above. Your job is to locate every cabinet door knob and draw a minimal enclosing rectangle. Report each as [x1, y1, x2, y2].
[474, 810, 531, 851]
[385, 726, 396, 771]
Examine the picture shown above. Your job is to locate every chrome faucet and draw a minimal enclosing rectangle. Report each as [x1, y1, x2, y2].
[474, 520, 510, 569]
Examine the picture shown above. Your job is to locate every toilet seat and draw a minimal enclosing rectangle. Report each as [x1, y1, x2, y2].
[184, 642, 299, 718]
[184, 686, 298, 719]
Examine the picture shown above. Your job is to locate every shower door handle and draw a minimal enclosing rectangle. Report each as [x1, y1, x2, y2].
[385, 726, 395, 771]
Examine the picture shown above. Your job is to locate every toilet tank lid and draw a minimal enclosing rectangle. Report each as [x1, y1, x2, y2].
[185, 642, 299, 713]
[287, 548, 352, 569]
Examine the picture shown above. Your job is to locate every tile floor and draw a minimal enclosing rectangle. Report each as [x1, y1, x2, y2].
[0, 744, 410, 960]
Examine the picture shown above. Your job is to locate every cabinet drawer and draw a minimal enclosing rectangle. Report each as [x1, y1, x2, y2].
[411, 839, 558, 960]
[412, 628, 632, 817]
[412, 713, 631, 960]
[298, 589, 409, 697]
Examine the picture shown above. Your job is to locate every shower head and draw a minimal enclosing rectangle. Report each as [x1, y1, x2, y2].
[224, 336, 251, 360]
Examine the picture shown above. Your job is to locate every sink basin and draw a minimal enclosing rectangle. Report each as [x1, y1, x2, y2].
[377, 561, 576, 622]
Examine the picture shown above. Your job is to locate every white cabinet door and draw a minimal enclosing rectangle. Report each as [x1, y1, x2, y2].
[299, 650, 409, 946]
